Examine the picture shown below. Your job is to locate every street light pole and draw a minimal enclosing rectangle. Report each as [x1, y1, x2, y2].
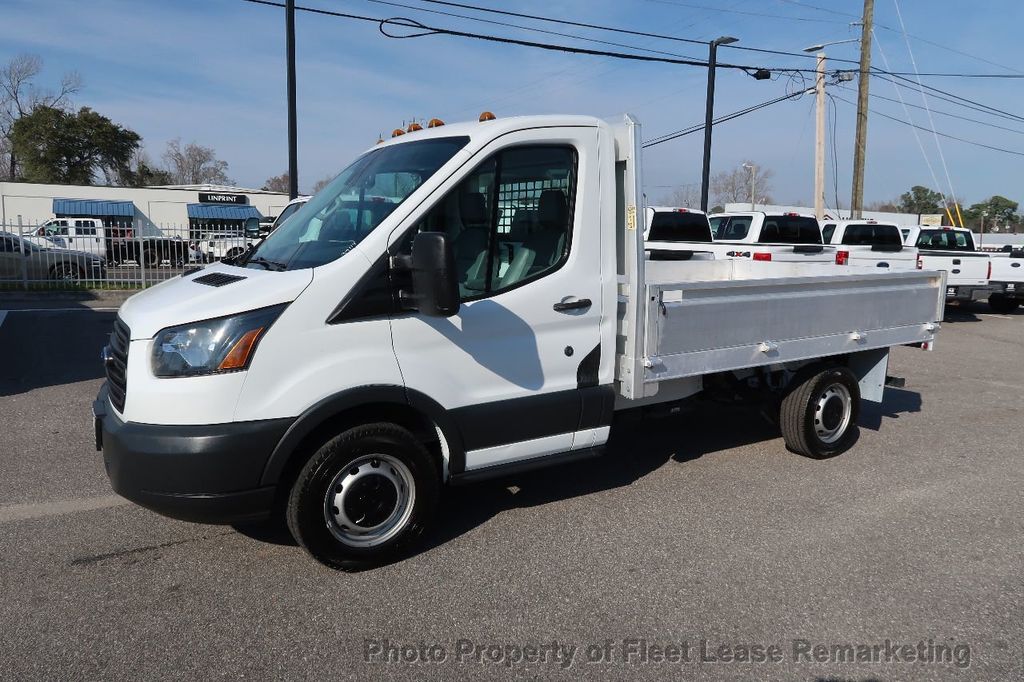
[286, 0, 299, 200]
[743, 162, 757, 211]
[814, 52, 826, 221]
[700, 36, 738, 213]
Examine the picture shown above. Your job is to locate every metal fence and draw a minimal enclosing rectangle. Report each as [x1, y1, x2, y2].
[1, 220, 256, 289]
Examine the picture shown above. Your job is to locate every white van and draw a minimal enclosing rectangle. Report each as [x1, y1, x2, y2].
[37, 218, 106, 257]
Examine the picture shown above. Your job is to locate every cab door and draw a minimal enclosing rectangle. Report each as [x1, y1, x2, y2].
[389, 127, 605, 472]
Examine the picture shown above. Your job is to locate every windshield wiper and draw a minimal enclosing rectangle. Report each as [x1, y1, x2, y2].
[247, 256, 288, 271]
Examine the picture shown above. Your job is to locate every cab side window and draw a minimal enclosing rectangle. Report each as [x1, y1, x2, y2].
[402, 145, 577, 300]
[821, 224, 836, 243]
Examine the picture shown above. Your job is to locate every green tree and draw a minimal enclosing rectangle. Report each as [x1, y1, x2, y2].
[964, 195, 1019, 232]
[263, 172, 290, 193]
[897, 186, 944, 215]
[11, 105, 139, 184]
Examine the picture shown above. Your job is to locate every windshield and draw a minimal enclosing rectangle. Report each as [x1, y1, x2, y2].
[647, 211, 712, 242]
[271, 200, 305, 231]
[709, 215, 752, 240]
[759, 215, 821, 244]
[245, 136, 469, 270]
[917, 229, 976, 251]
[841, 223, 903, 246]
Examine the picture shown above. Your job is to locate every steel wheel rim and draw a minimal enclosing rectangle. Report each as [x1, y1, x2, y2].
[814, 382, 853, 444]
[323, 454, 415, 548]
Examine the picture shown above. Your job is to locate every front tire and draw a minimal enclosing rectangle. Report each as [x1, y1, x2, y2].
[989, 293, 1020, 314]
[780, 366, 860, 459]
[286, 423, 440, 570]
[50, 264, 84, 282]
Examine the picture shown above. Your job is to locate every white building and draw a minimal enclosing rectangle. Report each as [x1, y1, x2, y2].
[0, 181, 291, 236]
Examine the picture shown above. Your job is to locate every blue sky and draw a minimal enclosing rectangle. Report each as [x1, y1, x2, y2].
[2, 0, 1022, 208]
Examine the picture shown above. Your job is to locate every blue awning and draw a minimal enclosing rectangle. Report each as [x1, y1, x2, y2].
[53, 198, 135, 217]
[187, 204, 262, 220]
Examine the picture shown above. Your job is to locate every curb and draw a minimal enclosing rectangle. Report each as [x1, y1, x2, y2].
[0, 289, 135, 309]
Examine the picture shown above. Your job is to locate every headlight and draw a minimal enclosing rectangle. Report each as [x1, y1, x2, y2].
[151, 304, 286, 377]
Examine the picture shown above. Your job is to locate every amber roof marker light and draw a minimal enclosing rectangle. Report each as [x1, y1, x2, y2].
[479, 111, 496, 122]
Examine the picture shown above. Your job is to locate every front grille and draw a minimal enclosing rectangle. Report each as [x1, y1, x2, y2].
[106, 318, 130, 413]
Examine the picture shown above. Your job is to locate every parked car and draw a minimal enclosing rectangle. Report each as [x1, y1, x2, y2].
[820, 219, 917, 270]
[94, 114, 945, 570]
[0, 232, 106, 282]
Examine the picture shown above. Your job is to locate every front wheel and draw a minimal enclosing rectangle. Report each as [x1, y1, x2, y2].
[286, 423, 440, 570]
[780, 366, 860, 459]
[50, 264, 84, 282]
[989, 293, 1020, 314]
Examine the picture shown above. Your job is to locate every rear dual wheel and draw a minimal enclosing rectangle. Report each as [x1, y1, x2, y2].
[780, 366, 860, 459]
[286, 423, 440, 571]
[989, 294, 1020, 314]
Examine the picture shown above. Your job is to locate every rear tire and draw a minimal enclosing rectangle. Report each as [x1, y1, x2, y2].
[50, 264, 84, 282]
[780, 366, 860, 459]
[989, 294, 1020, 314]
[286, 423, 440, 571]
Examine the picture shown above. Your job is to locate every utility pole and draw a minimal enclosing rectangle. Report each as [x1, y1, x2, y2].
[814, 53, 826, 222]
[850, 0, 874, 219]
[700, 36, 738, 213]
[286, 0, 299, 200]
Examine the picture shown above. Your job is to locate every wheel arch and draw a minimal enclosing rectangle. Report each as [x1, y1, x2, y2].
[260, 385, 466, 491]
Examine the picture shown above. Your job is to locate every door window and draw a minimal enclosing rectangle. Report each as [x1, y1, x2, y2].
[0, 237, 17, 252]
[821, 224, 836, 243]
[401, 145, 577, 300]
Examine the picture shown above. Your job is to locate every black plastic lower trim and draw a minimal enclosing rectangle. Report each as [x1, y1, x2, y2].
[94, 384, 293, 524]
[452, 389, 582, 451]
[448, 446, 605, 485]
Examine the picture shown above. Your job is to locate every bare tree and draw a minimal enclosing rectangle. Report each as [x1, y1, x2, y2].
[162, 138, 233, 185]
[0, 53, 82, 179]
[311, 175, 334, 194]
[658, 183, 700, 208]
[710, 161, 774, 207]
[262, 172, 290, 193]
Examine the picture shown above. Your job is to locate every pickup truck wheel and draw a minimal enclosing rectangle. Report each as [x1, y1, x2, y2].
[142, 248, 159, 267]
[50, 264, 84, 281]
[225, 247, 245, 260]
[780, 366, 860, 459]
[286, 423, 440, 571]
[988, 294, 1020, 314]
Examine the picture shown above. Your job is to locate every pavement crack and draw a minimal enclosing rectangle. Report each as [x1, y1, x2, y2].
[70, 531, 234, 566]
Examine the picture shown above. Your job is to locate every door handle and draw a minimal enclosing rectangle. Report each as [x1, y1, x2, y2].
[952, 259, 961, 265]
[553, 298, 592, 312]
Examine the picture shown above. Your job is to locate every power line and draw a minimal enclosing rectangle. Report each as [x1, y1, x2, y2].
[865, 89, 1024, 135]
[643, 0, 846, 24]
[831, 93, 1024, 158]
[873, 72, 1024, 124]
[350, 0, 705, 60]
[643, 87, 814, 147]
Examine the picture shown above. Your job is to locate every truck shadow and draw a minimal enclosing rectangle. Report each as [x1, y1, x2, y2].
[418, 404, 779, 555]
[858, 388, 922, 431]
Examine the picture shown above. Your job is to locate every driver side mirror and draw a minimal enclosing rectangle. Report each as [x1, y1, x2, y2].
[399, 232, 460, 318]
[244, 217, 261, 238]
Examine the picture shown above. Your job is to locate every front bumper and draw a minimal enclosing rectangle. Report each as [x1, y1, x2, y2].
[93, 384, 294, 524]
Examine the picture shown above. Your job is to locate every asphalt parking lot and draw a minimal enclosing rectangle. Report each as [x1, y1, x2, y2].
[0, 298, 1021, 680]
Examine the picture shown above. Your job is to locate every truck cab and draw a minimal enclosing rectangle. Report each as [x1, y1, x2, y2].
[38, 217, 106, 257]
[94, 114, 945, 570]
[708, 211, 835, 262]
[643, 206, 715, 261]
[821, 219, 917, 270]
[903, 226, 994, 302]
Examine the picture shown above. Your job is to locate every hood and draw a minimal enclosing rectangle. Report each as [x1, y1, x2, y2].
[118, 262, 314, 339]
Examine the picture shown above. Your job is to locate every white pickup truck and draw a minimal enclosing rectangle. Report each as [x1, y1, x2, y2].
[94, 114, 945, 570]
[821, 219, 917, 270]
[987, 250, 1024, 313]
[903, 226, 995, 303]
[708, 211, 836, 262]
[643, 206, 715, 261]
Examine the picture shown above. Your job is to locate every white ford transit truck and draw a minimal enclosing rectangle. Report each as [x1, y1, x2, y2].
[94, 114, 946, 570]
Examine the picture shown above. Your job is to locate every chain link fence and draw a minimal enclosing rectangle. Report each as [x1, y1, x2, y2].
[1, 220, 257, 289]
